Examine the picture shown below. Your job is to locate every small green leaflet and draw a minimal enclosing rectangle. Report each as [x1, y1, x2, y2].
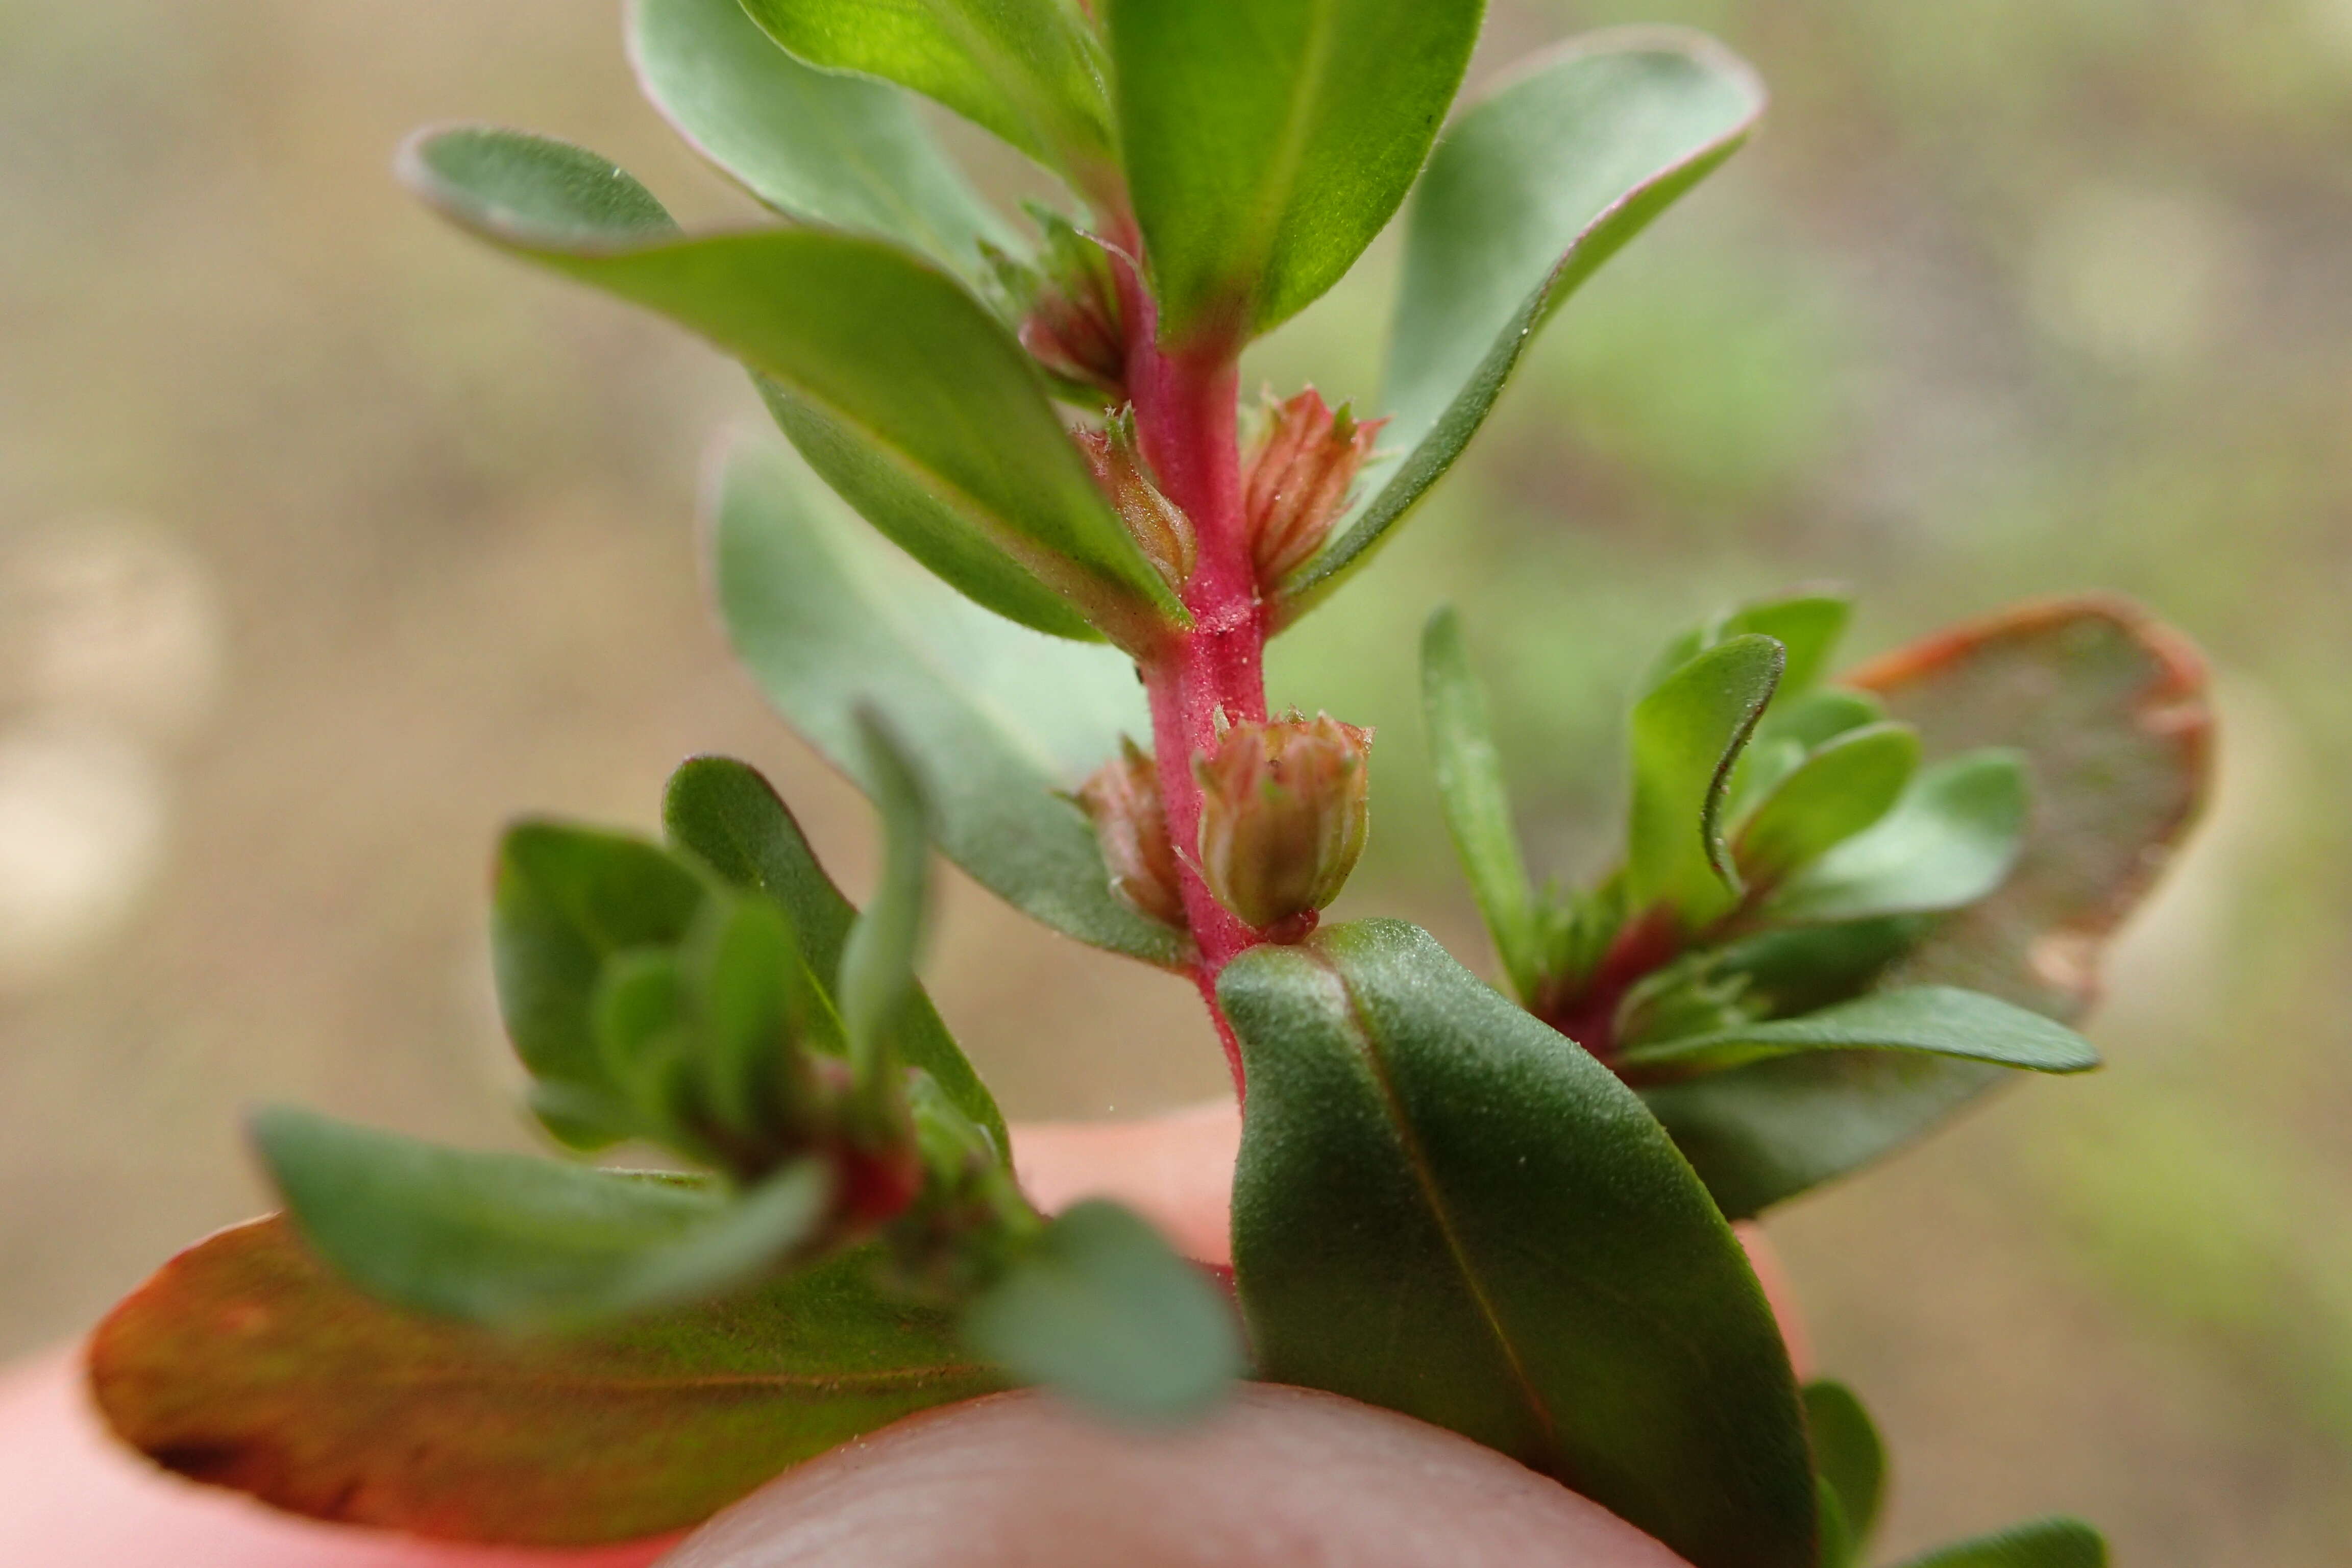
[1419, 607, 1542, 1002]
[1625, 633, 1784, 925]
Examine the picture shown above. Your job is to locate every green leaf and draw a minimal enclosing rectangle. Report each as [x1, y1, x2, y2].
[1734, 721, 1920, 887]
[492, 821, 711, 1145]
[1222, 920, 1816, 1568]
[88, 1216, 1001, 1545]
[629, 0, 1019, 281]
[1280, 33, 1765, 617]
[251, 1108, 830, 1327]
[1765, 750, 2028, 925]
[964, 1199, 1242, 1423]
[1891, 1518, 2108, 1568]
[736, 0, 1114, 191]
[838, 713, 932, 1081]
[1636, 1049, 2012, 1220]
[1645, 591, 1853, 700]
[1804, 1380, 1886, 1551]
[1760, 686, 1886, 753]
[1420, 607, 1540, 1001]
[1110, 0, 1484, 346]
[400, 126, 1178, 647]
[1854, 597, 2213, 1022]
[711, 436, 1186, 968]
[664, 755, 1009, 1156]
[1626, 632, 1784, 925]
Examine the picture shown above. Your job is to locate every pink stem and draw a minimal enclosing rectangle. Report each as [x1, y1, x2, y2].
[1110, 227, 1267, 1097]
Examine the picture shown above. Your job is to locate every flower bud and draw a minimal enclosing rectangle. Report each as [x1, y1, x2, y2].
[1078, 408, 1195, 595]
[1241, 388, 1384, 592]
[1076, 737, 1189, 929]
[1194, 713, 1373, 937]
[1006, 213, 1127, 400]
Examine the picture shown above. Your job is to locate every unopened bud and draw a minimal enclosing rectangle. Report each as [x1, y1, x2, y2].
[1194, 713, 1373, 937]
[1076, 737, 1189, 929]
[1241, 388, 1384, 591]
[1012, 213, 1127, 400]
[1079, 408, 1195, 595]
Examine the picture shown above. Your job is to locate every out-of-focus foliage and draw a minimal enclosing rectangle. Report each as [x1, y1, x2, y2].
[5, 0, 2351, 1561]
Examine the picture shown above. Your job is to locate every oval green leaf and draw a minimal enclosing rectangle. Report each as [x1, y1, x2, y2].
[629, 0, 1019, 282]
[664, 754, 1009, 1154]
[1626, 632, 1784, 926]
[86, 1217, 1002, 1545]
[1803, 1380, 1886, 1552]
[1764, 750, 2028, 926]
[1734, 721, 1920, 889]
[253, 1108, 831, 1328]
[710, 436, 1186, 968]
[963, 1199, 1243, 1425]
[1891, 1518, 2108, 1568]
[1111, 0, 1484, 347]
[1280, 32, 1765, 618]
[400, 126, 1177, 647]
[1419, 606, 1541, 1002]
[1222, 919, 1816, 1568]
[1619, 985, 2098, 1077]
[736, 0, 1115, 193]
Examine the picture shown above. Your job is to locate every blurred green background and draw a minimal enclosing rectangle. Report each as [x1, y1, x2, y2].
[4, 0, 2349, 1559]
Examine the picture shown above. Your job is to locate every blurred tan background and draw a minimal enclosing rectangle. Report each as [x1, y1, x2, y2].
[4, 0, 2350, 1560]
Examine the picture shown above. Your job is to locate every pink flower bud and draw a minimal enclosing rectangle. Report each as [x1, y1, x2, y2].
[1241, 388, 1384, 592]
[1193, 713, 1373, 937]
[1078, 408, 1195, 595]
[1076, 737, 1189, 930]
[1011, 217, 1127, 400]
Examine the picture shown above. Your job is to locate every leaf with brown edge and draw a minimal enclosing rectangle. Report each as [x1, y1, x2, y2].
[1848, 593, 2213, 1022]
[88, 1216, 1001, 1546]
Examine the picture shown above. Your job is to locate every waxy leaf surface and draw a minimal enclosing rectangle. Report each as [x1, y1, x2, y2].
[964, 1200, 1242, 1424]
[837, 714, 934, 1076]
[87, 1217, 1001, 1545]
[630, 0, 1018, 281]
[664, 755, 1009, 1154]
[1626, 633, 1783, 924]
[1734, 721, 1920, 887]
[1223, 920, 1816, 1568]
[1420, 607, 1541, 1001]
[1283, 33, 1765, 616]
[736, 0, 1113, 188]
[1112, 0, 1483, 346]
[253, 1109, 829, 1327]
[1617, 986, 2098, 1076]
[1765, 751, 2028, 926]
[711, 438, 1184, 967]
[1893, 1518, 2108, 1568]
[402, 126, 1175, 645]
[1803, 1380, 1886, 1551]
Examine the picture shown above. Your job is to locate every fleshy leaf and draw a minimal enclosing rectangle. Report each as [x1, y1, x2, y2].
[963, 1199, 1243, 1423]
[1891, 1518, 2108, 1568]
[735, 0, 1114, 191]
[1804, 1380, 1886, 1551]
[1222, 920, 1816, 1568]
[1280, 33, 1766, 618]
[253, 1108, 830, 1327]
[1616, 986, 2098, 1076]
[1765, 750, 2028, 925]
[1734, 722, 1920, 888]
[493, 821, 712, 1146]
[400, 126, 1177, 646]
[1852, 596, 2213, 1021]
[838, 713, 932, 1077]
[1645, 591, 1853, 700]
[1637, 1050, 2011, 1221]
[663, 755, 1009, 1155]
[1110, 0, 1484, 347]
[1626, 633, 1785, 925]
[710, 436, 1186, 967]
[1420, 607, 1541, 1001]
[628, 0, 1018, 281]
[86, 1217, 1002, 1545]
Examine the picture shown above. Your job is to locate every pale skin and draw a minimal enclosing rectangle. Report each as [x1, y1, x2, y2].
[0, 1104, 1806, 1567]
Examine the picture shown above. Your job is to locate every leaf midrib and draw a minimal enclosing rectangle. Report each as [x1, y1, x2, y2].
[1313, 947, 1566, 1474]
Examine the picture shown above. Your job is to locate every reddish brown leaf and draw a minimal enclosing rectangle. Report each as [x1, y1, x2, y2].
[1847, 593, 2213, 1021]
[88, 1216, 1000, 1547]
